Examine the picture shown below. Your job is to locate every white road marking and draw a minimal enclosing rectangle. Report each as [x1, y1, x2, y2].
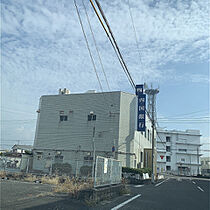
[192, 181, 196, 184]
[155, 180, 166, 187]
[197, 186, 204, 192]
[111, 194, 141, 210]
[134, 185, 144, 188]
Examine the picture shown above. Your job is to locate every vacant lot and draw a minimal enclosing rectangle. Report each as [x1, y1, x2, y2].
[0, 180, 88, 210]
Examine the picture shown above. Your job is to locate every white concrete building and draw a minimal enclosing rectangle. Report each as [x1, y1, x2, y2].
[32, 90, 153, 174]
[12, 144, 33, 154]
[201, 157, 210, 176]
[156, 129, 201, 176]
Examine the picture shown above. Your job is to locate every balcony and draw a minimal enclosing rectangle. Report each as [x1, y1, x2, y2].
[176, 151, 202, 156]
[176, 162, 201, 166]
[157, 149, 166, 153]
[176, 142, 202, 146]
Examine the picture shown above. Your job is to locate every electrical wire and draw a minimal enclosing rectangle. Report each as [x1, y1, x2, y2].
[82, 0, 111, 91]
[127, 0, 145, 82]
[89, 0, 135, 90]
[94, 0, 136, 89]
[74, 0, 103, 92]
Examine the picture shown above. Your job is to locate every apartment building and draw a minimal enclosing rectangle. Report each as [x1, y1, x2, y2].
[201, 157, 210, 176]
[32, 89, 153, 174]
[157, 129, 201, 176]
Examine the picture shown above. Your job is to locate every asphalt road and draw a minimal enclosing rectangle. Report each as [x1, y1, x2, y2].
[99, 177, 210, 210]
[0, 180, 87, 210]
[0, 177, 209, 210]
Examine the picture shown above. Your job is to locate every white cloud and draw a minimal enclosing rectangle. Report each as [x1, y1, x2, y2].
[1, 0, 209, 147]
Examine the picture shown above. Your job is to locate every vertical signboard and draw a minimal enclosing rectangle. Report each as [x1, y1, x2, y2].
[136, 85, 146, 132]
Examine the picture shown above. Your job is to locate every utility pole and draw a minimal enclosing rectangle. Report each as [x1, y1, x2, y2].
[92, 125, 96, 179]
[145, 87, 159, 183]
[197, 147, 199, 175]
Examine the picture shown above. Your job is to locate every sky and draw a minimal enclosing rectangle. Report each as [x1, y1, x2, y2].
[1, 0, 209, 156]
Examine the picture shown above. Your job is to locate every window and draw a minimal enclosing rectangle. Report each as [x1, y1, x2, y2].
[36, 152, 43, 160]
[60, 115, 68, 121]
[54, 155, 63, 163]
[166, 136, 170, 142]
[93, 115, 96, 120]
[166, 156, 171, 162]
[178, 149, 187, 152]
[134, 159, 137, 168]
[166, 146, 171, 152]
[140, 152, 143, 162]
[206, 160, 210, 165]
[147, 129, 150, 141]
[37, 155, 42, 160]
[88, 114, 96, 121]
[144, 127, 147, 138]
[166, 166, 171, 171]
[181, 158, 185, 162]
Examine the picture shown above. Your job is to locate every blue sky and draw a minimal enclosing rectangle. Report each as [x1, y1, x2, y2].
[1, 0, 209, 155]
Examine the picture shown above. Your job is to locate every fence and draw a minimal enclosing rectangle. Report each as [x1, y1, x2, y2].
[94, 156, 122, 187]
[0, 151, 123, 187]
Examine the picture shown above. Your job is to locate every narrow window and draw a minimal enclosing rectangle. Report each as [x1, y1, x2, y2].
[166, 166, 171, 171]
[166, 146, 171, 152]
[178, 149, 187, 152]
[166, 156, 171, 162]
[60, 115, 68, 121]
[140, 152, 143, 162]
[54, 156, 63, 163]
[93, 115, 96, 120]
[88, 115, 92, 121]
[144, 126, 147, 138]
[88, 114, 96, 121]
[166, 136, 170, 142]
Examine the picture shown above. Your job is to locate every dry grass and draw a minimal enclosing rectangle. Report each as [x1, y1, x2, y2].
[24, 174, 37, 182]
[41, 176, 60, 185]
[54, 177, 93, 196]
[0, 171, 6, 178]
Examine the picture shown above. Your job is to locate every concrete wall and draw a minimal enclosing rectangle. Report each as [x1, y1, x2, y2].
[156, 129, 201, 175]
[33, 91, 153, 173]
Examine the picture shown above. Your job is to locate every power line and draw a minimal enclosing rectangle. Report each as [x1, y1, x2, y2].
[94, 0, 136, 89]
[127, 0, 145, 81]
[74, 0, 103, 92]
[158, 109, 209, 119]
[89, 0, 135, 90]
[82, 0, 111, 91]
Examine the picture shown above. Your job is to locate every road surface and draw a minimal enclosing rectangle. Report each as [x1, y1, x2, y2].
[0, 176, 209, 210]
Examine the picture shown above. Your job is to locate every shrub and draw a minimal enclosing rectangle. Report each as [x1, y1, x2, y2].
[52, 163, 72, 176]
[54, 177, 93, 197]
[41, 176, 60, 185]
[122, 167, 152, 176]
[80, 165, 92, 176]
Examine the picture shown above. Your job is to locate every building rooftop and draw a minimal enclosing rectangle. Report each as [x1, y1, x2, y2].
[12, 144, 33, 151]
[157, 128, 201, 136]
[41, 90, 136, 98]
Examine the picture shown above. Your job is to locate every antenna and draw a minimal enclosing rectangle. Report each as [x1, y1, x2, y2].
[145, 84, 159, 184]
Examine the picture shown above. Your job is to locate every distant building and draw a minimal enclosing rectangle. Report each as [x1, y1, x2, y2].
[12, 144, 33, 154]
[156, 129, 201, 176]
[32, 89, 154, 174]
[201, 157, 210, 176]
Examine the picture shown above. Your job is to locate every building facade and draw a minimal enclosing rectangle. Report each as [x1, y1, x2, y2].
[156, 129, 201, 176]
[32, 90, 154, 174]
[201, 157, 210, 176]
